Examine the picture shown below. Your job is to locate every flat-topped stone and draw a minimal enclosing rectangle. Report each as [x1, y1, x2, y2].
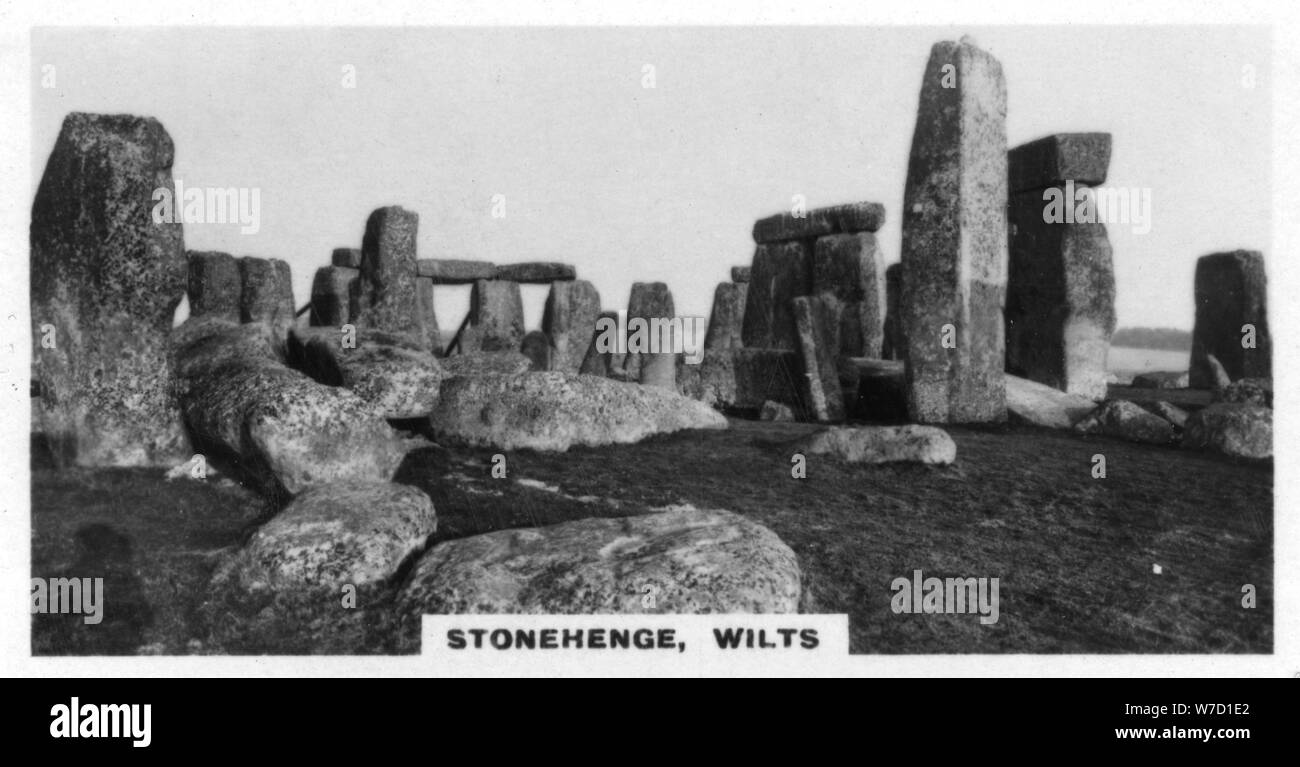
[1008, 133, 1112, 192]
[417, 259, 498, 283]
[751, 201, 886, 243]
[495, 262, 576, 283]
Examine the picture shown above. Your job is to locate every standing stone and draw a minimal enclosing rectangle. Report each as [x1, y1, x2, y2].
[520, 330, 552, 371]
[703, 282, 748, 351]
[742, 240, 813, 350]
[731, 266, 751, 284]
[415, 276, 441, 355]
[579, 310, 621, 377]
[793, 296, 846, 422]
[624, 282, 677, 388]
[813, 233, 885, 358]
[495, 262, 576, 283]
[1005, 133, 1116, 401]
[310, 266, 358, 327]
[542, 279, 602, 374]
[355, 206, 419, 334]
[332, 247, 362, 269]
[467, 279, 525, 352]
[882, 263, 904, 361]
[31, 112, 190, 467]
[900, 38, 1008, 424]
[239, 256, 296, 335]
[187, 251, 241, 322]
[1189, 250, 1270, 388]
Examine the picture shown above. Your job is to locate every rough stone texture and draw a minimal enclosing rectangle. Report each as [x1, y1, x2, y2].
[813, 232, 885, 357]
[1182, 403, 1271, 460]
[495, 262, 576, 283]
[170, 318, 406, 496]
[430, 372, 727, 451]
[331, 247, 362, 269]
[704, 282, 748, 351]
[1205, 353, 1233, 390]
[542, 279, 602, 374]
[731, 266, 751, 283]
[1008, 133, 1112, 192]
[414, 276, 440, 355]
[742, 240, 813, 350]
[732, 348, 805, 412]
[466, 279, 525, 353]
[1005, 373, 1097, 430]
[759, 400, 796, 422]
[417, 259, 497, 283]
[398, 507, 801, 614]
[751, 201, 886, 243]
[1190, 251, 1270, 388]
[1214, 377, 1272, 408]
[676, 348, 736, 409]
[186, 251, 241, 322]
[227, 481, 435, 589]
[355, 206, 419, 334]
[579, 310, 622, 377]
[1005, 184, 1115, 401]
[802, 425, 957, 465]
[441, 351, 532, 379]
[1073, 400, 1177, 445]
[1131, 371, 1189, 389]
[1145, 401, 1190, 430]
[625, 282, 678, 388]
[841, 358, 907, 423]
[793, 296, 846, 422]
[882, 262, 905, 361]
[309, 266, 358, 327]
[830, 202, 888, 234]
[239, 256, 296, 336]
[901, 39, 1008, 424]
[288, 327, 444, 419]
[31, 112, 190, 467]
[520, 330, 552, 372]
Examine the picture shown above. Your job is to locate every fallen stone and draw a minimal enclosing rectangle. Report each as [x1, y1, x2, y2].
[731, 266, 751, 283]
[1008, 133, 1112, 192]
[1145, 401, 1190, 430]
[309, 266, 358, 327]
[1214, 377, 1272, 408]
[802, 425, 957, 465]
[495, 262, 576, 283]
[1005, 373, 1097, 430]
[416, 259, 497, 283]
[1190, 250, 1270, 387]
[793, 296, 846, 422]
[187, 251, 241, 322]
[520, 330, 552, 372]
[542, 279, 602, 374]
[742, 240, 813, 350]
[398, 506, 801, 614]
[759, 400, 796, 422]
[239, 256, 296, 336]
[355, 206, 419, 334]
[31, 112, 190, 467]
[703, 282, 748, 351]
[1073, 400, 1177, 445]
[467, 279, 526, 352]
[1131, 371, 1189, 389]
[430, 372, 726, 451]
[813, 232, 885, 357]
[289, 327, 444, 419]
[331, 247, 362, 269]
[441, 351, 533, 379]
[901, 39, 1008, 423]
[1182, 403, 1271, 460]
[882, 262, 904, 361]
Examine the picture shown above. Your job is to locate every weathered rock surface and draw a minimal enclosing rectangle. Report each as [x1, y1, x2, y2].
[31, 112, 190, 467]
[331, 247, 362, 269]
[1005, 374, 1097, 430]
[813, 232, 885, 357]
[310, 265, 358, 327]
[1190, 250, 1270, 387]
[759, 400, 796, 421]
[398, 506, 801, 614]
[793, 296, 846, 422]
[542, 279, 602, 374]
[288, 327, 444, 419]
[520, 330, 552, 372]
[802, 425, 957, 465]
[441, 351, 533, 379]
[1008, 132, 1112, 192]
[1214, 377, 1272, 408]
[731, 348, 804, 411]
[417, 259, 497, 283]
[704, 282, 748, 351]
[1182, 403, 1271, 460]
[742, 240, 812, 350]
[239, 256, 296, 338]
[355, 206, 419, 334]
[882, 262, 904, 361]
[430, 372, 726, 451]
[751, 201, 886, 243]
[900, 39, 1008, 423]
[625, 282, 677, 387]
[415, 276, 440, 355]
[467, 279, 525, 352]
[1073, 400, 1176, 445]
[731, 266, 751, 283]
[187, 251, 241, 322]
[495, 262, 576, 283]
[1131, 371, 1189, 389]
[1145, 401, 1190, 430]
[579, 311, 623, 377]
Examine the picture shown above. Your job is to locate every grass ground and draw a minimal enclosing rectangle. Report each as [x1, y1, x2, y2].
[32, 417, 1271, 654]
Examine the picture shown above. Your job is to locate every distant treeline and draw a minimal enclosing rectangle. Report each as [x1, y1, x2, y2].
[1111, 327, 1192, 351]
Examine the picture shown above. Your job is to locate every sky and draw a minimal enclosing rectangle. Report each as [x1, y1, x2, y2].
[30, 25, 1271, 332]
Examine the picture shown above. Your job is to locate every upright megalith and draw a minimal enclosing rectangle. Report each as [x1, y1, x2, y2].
[742, 240, 812, 350]
[625, 282, 678, 388]
[882, 263, 904, 361]
[580, 310, 623, 377]
[187, 251, 241, 322]
[813, 233, 885, 358]
[310, 266, 358, 327]
[1005, 133, 1116, 401]
[900, 38, 1009, 423]
[239, 256, 296, 335]
[415, 276, 441, 355]
[467, 279, 525, 352]
[331, 247, 362, 269]
[542, 279, 602, 374]
[704, 282, 748, 351]
[520, 330, 552, 371]
[1190, 250, 1270, 387]
[31, 112, 190, 467]
[355, 206, 419, 334]
[792, 296, 846, 422]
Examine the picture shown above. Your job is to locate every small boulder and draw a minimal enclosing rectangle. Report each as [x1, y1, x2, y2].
[1145, 401, 1190, 430]
[802, 425, 956, 465]
[1182, 403, 1271, 460]
[759, 400, 796, 422]
[1214, 377, 1272, 408]
[1073, 400, 1177, 445]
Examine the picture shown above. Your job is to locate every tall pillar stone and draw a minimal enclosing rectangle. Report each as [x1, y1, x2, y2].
[1190, 250, 1270, 387]
[310, 266, 358, 327]
[31, 112, 190, 467]
[580, 310, 621, 377]
[793, 296, 847, 422]
[900, 38, 1008, 424]
[187, 250, 241, 322]
[239, 256, 296, 336]
[625, 282, 678, 388]
[813, 232, 885, 358]
[542, 279, 602, 374]
[355, 205, 419, 334]
[1005, 133, 1116, 401]
[704, 282, 748, 351]
[415, 276, 441, 354]
[741, 240, 812, 350]
[467, 279, 525, 352]
[882, 263, 905, 361]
